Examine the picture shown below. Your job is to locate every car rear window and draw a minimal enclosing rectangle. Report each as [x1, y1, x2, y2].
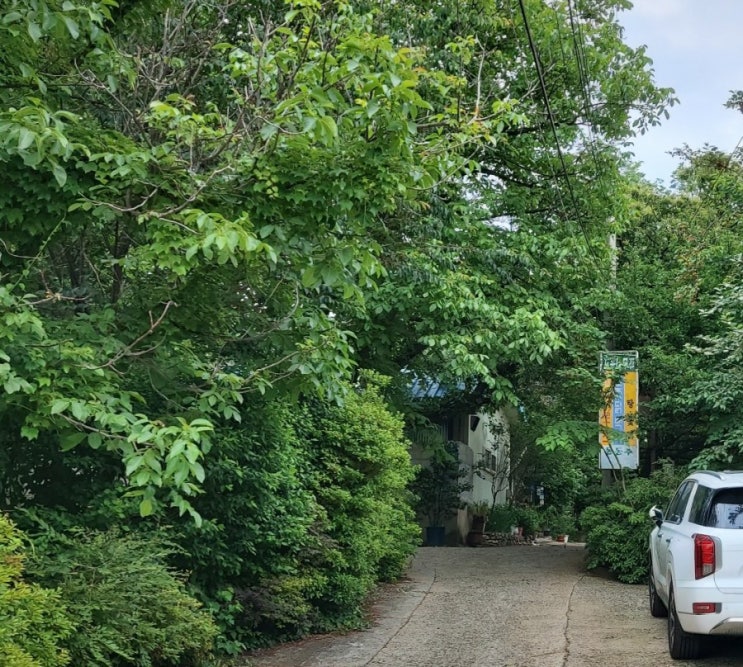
[706, 488, 743, 529]
[689, 484, 713, 525]
[665, 481, 694, 523]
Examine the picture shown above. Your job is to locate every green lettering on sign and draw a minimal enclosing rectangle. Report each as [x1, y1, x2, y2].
[599, 351, 638, 373]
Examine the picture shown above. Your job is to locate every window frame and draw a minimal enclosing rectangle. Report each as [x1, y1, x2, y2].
[665, 481, 694, 524]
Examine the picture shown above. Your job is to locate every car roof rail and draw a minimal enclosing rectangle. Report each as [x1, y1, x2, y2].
[695, 470, 726, 480]
[694, 470, 743, 480]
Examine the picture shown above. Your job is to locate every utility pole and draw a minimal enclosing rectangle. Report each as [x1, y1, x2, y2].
[602, 232, 617, 487]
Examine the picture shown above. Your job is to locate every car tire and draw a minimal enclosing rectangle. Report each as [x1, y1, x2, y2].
[668, 588, 702, 659]
[649, 570, 668, 618]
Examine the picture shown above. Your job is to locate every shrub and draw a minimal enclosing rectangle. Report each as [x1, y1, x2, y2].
[26, 528, 217, 667]
[539, 506, 577, 537]
[171, 374, 419, 650]
[580, 501, 650, 583]
[411, 440, 469, 528]
[166, 397, 324, 651]
[512, 505, 542, 537]
[298, 372, 420, 630]
[580, 462, 685, 583]
[488, 504, 517, 532]
[0, 514, 72, 667]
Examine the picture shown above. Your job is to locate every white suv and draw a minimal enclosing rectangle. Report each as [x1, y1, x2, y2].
[649, 470, 743, 659]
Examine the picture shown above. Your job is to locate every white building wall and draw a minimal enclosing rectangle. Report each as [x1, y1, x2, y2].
[411, 407, 511, 545]
[461, 410, 510, 507]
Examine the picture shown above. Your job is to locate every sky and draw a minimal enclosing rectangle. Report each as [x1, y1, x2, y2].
[618, 1, 743, 186]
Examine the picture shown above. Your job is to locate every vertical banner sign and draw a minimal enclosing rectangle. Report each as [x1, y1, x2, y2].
[598, 351, 639, 470]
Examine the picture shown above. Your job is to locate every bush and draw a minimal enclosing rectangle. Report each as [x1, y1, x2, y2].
[411, 442, 468, 528]
[488, 504, 517, 532]
[297, 372, 420, 630]
[12, 373, 419, 654]
[170, 398, 322, 652]
[539, 506, 577, 537]
[26, 528, 217, 667]
[173, 373, 419, 649]
[580, 462, 684, 583]
[0, 514, 72, 667]
[512, 505, 542, 537]
[486, 504, 559, 536]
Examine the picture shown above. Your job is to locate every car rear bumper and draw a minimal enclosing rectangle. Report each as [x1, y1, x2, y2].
[707, 617, 743, 636]
[675, 584, 743, 635]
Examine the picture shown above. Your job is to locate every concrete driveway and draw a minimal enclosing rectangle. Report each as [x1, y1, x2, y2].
[244, 542, 743, 666]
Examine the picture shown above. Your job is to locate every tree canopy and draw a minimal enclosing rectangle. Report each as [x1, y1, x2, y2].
[0, 0, 675, 517]
[8, 0, 733, 658]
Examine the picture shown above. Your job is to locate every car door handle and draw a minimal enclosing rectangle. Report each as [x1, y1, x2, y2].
[665, 538, 671, 543]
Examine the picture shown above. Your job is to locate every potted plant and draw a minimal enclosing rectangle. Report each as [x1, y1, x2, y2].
[543, 507, 576, 542]
[466, 500, 491, 546]
[411, 442, 469, 546]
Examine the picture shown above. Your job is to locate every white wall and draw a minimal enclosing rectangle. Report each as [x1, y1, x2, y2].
[460, 410, 510, 507]
[410, 408, 511, 544]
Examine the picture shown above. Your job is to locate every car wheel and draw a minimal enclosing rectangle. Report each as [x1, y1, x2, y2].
[668, 588, 702, 659]
[649, 570, 667, 618]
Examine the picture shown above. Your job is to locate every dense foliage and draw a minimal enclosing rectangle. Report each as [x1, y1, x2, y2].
[0, 515, 72, 667]
[0, 0, 709, 658]
[297, 375, 420, 625]
[25, 528, 217, 667]
[580, 462, 684, 583]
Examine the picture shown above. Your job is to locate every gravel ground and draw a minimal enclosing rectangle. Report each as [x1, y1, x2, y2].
[243, 542, 743, 667]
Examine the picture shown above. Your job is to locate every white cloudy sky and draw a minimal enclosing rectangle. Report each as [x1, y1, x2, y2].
[618, 1, 743, 185]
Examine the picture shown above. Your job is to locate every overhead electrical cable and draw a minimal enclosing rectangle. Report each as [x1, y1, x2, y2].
[515, 0, 599, 258]
[566, 0, 616, 199]
[503, 0, 573, 225]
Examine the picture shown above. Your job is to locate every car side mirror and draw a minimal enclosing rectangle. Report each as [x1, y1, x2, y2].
[649, 505, 663, 527]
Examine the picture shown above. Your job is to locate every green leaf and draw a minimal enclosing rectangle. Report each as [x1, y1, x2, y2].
[27, 22, 42, 42]
[61, 16, 79, 39]
[168, 440, 186, 459]
[3, 376, 22, 394]
[50, 398, 70, 415]
[60, 432, 87, 451]
[190, 461, 205, 483]
[259, 123, 278, 141]
[18, 128, 35, 151]
[2, 11, 23, 25]
[21, 426, 39, 440]
[301, 266, 318, 288]
[52, 163, 67, 187]
[139, 497, 154, 517]
[125, 455, 144, 476]
[70, 400, 89, 421]
[365, 98, 380, 118]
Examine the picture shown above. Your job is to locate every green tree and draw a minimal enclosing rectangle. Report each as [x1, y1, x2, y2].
[0, 0, 512, 517]
[352, 0, 675, 413]
[606, 133, 743, 468]
[0, 514, 73, 667]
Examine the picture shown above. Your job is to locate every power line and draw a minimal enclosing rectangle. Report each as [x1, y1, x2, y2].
[502, 1, 573, 225]
[515, 0, 598, 256]
[566, 0, 613, 193]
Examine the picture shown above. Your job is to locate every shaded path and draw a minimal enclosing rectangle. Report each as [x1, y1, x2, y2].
[245, 543, 743, 666]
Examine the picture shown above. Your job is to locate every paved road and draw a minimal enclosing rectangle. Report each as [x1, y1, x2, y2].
[245, 542, 743, 666]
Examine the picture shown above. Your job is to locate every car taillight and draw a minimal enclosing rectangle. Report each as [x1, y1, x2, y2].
[694, 534, 716, 579]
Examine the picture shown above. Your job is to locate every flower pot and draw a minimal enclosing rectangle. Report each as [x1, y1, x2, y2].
[470, 515, 487, 533]
[466, 530, 486, 547]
